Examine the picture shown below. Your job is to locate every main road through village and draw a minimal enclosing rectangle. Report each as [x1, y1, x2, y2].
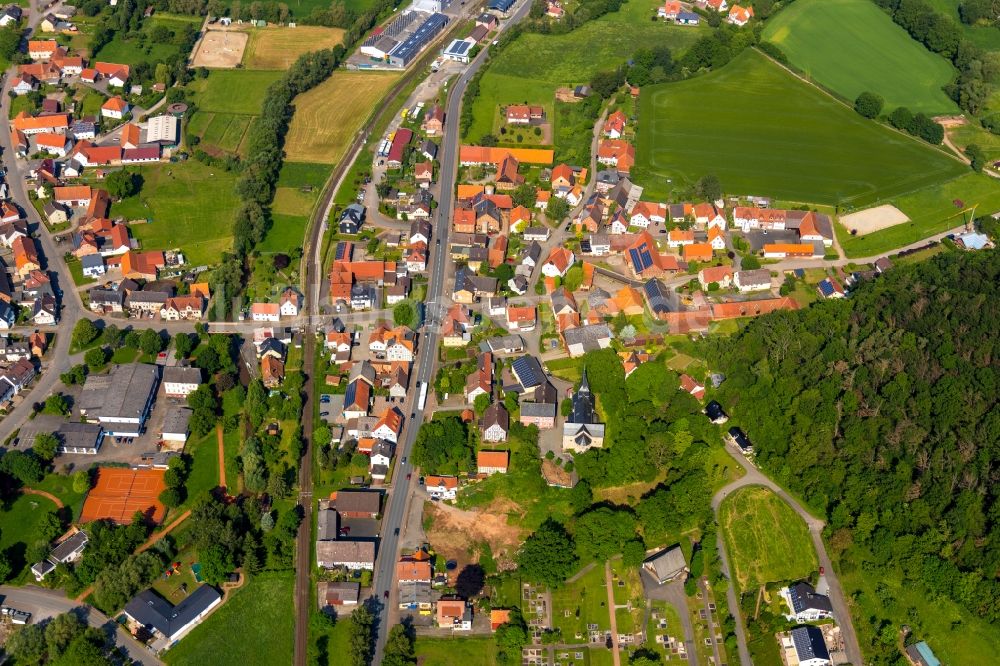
[291, 2, 532, 662]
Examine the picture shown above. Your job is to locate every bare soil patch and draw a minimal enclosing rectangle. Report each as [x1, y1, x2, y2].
[555, 87, 582, 103]
[839, 204, 910, 236]
[424, 500, 523, 575]
[191, 29, 249, 68]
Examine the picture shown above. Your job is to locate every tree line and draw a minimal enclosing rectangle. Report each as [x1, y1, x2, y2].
[709, 250, 1000, 662]
[875, 0, 1000, 115]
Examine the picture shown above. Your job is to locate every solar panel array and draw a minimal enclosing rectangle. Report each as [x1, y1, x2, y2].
[511, 356, 543, 389]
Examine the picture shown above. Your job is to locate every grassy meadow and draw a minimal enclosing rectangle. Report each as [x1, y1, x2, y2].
[465, 0, 706, 144]
[163, 573, 294, 666]
[112, 160, 239, 266]
[763, 0, 958, 114]
[719, 486, 818, 592]
[634, 50, 967, 206]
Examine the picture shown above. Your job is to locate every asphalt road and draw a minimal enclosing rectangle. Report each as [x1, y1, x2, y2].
[710, 449, 863, 666]
[369, 3, 533, 662]
[0, 0, 84, 442]
[0, 585, 162, 665]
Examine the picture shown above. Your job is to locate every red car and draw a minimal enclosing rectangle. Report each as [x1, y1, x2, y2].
[406, 473, 412, 480]
[819, 566, 825, 575]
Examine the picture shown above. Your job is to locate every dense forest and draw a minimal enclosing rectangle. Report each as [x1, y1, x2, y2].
[712, 250, 1000, 656]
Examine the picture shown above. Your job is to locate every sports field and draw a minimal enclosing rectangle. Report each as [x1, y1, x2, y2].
[243, 26, 345, 69]
[187, 112, 254, 155]
[111, 160, 240, 266]
[80, 467, 167, 525]
[837, 173, 1000, 257]
[284, 70, 400, 164]
[465, 0, 706, 143]
[763, 0, 958, 114]
[719, 486, 817, 592]
[635, 50, 967, 206]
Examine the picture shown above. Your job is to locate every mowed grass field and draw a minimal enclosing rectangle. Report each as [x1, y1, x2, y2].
[163, 573, 294, 666]
[284, 70, 400, 164]
[837, 172, 1000, 257]
[243, 26, 345, 69]
[259, 162, 332, 253]
[466, 0, 706, 143]
[112, 160, 239, 266]
[0, 492, 59, 576]
[415, 637, 499, 666]
[186, 70, 281, 155]
[635, 50, 967, 206]
[719, 486, 818, 592]
[763, 0, 958, 114]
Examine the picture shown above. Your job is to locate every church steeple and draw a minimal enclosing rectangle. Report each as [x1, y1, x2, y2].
[579, 367, 590, 394]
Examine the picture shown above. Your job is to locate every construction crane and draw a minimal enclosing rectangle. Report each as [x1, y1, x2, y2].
[946, 200, 978, 233]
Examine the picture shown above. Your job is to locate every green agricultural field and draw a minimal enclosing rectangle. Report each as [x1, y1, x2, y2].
[763, 0, 958, 114]
[837, 173, 1000, 257]
[111, 160, 239, 266]
[465, 0, 706, 144]
[719, 486, 818, 592]
[634, 50, 967, 206]
[93, 14, 201, 67]
[163, 573, 294, 666]
[187, 70, 283, 115]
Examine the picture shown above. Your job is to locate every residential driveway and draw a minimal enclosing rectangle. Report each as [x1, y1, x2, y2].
[0, 585, 162, 666]
[639, 571, 696, 666]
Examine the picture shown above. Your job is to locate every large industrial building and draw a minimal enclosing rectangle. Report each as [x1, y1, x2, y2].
[388, 12, 449, 67]
[79, 363, 160, 436]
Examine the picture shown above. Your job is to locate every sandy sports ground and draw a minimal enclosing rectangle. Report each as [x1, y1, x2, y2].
[839, 204, 910, 236]
[244, 26, 345, 70]
[191, 28, 249, 68]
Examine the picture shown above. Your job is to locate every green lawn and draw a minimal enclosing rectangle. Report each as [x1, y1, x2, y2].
[466, 0, 706, 144]
[836, 173, 1000, 257]
[188, 70, 283, 115]
[415, 637, 498, 666]
[110, 160, 239, 266]
[33, 472, 88, 522]
[634, 50, 967, 206]
[550, 564, 610, 639]
[258, 161, 330, 253]
[0, 492, 59, 575]
[184, 430, 221, 500]
[163, 572, 294, 666]
[718, 486, 817, 592]
[762, 0, 958, 114]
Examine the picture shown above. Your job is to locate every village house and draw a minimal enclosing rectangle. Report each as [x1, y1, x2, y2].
[505, 104, 544, 125]
[161, 366, 203, 398]
[160, 296, 204, 321]
[481, 403, 509, 442]
[477, 450, 509, 475]
[603, 109, 627, 139]
[727, 3, 753, 26]
[698, 265, 734, 290]
[541, 246, 575, 278]
[780, 581, 833, 623]
[734, 269, 772, 292]
[425, 475, 459, 500]
[100, 96, 130, 120]
[437, 597, 473, 631]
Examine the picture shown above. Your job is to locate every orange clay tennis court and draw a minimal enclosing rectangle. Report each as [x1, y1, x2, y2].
[80, 467, 167, 525]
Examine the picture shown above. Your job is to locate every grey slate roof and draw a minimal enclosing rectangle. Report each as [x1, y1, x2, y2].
[124, 585, 221, 640]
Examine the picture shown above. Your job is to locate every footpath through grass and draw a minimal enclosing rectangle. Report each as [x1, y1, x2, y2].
[763, 0, 958, 114]
[719, 486, 817, 592]
[634, 50, 966, 206]
[163, 572, 294, 666]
